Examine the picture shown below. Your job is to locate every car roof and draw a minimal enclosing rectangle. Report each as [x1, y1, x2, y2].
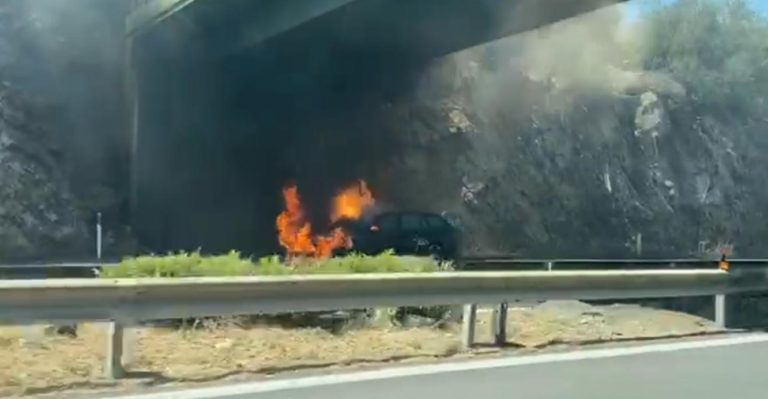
[375, 211, 444, 218]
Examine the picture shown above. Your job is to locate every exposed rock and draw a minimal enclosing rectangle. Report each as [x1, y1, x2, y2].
[447, 108, 476, 134]
[375, 38, 768, 258]
[0, 1, 125, 260]
[0, 84, 89, 260]
[0, 0, 766, 263]
[611, 68, 687, 98]
[634, 91, 666, 138]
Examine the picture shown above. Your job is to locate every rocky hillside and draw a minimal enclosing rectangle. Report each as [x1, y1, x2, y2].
[0, 1, 128, 260]
[374, 2, 768, 258]
[0, 83, 88, 260]
[0, 0, 767, 260]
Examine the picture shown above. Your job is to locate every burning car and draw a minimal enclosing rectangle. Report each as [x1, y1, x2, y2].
[274, 180, 460, 260]
[331, 211, 460, 261]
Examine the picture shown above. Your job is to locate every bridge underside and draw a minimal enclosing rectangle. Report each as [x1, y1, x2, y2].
[257, 0, 626, 62]
[133, 0, 626, 60]
[128, 0, 626, 255]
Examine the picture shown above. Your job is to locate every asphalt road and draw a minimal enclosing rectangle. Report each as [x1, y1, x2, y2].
[215, 338, 768, 399]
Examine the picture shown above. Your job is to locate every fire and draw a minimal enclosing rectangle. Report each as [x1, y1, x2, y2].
[275, 185, 315, 256]
[276, 180, 375, 258]
[332, 180, 375, 222]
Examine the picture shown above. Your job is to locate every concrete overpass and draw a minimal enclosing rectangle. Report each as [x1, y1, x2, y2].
[128, 0, 627, 58]
[124, 0, 628, 254]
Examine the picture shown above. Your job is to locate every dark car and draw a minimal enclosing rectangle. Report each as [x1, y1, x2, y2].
[333, 211, 460, 260]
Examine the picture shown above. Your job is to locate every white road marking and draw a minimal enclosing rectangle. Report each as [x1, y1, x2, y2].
[108, 334, 768, 399]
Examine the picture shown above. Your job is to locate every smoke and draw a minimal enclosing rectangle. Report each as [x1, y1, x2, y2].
[0, 0, 662, 258]
[0, 0, 127, 92]
[368, 3, 663, 254]
[0, 1, 130, 226]
[467, 4, 644, 111]
[519, 6, 636, 90]
[415, 2, 686, 158]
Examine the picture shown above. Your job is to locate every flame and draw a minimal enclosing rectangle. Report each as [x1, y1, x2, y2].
[275, 185, 316, 256]
[332, 180, 375, 222]
[276, 180, 375, 258]
[314, 227, 349, 259]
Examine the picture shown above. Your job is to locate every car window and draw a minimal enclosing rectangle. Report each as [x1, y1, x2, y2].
[375, 214, 398, 232]
[426, 215, 449, 229]
[400, 214, 425, 231]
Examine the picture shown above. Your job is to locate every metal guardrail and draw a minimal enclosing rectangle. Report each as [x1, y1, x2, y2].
[460, 258, 768, 271]
[2, 269, 760, 323]
[0, 262, 107, 279]
[3, 258, 767, 279]
[2, 268, 768, 378]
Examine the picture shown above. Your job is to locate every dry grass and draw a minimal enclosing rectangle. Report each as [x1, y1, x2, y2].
[0, 323, 460, 397]
[134, 324, 461, 380]
[474, 301, 722, 348]
[0, 303, 723, 397]
[0, 324, 110, 396]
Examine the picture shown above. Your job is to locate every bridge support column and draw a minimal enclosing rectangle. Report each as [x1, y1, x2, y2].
[124, 34, 140, 231]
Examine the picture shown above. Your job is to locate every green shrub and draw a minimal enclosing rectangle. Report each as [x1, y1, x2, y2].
[641, 0, 768, 114]
[275, 251, 444, 275]
[101, 250, 454, 331]
[100, 249, 445, 278]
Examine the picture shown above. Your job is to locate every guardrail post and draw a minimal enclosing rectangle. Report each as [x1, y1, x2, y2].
[105, 321, 125, 379]
[715, 294, 726, 328]
[546, 261, 553, 272]
[462, 304, 477, 348]
[493, 302, 508, 346]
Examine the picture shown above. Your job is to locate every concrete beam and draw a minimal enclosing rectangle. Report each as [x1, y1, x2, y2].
[129, 0, 627, 59]
[230, 0, 356, 53]
[243, 0, 629, 62]
[126, 0, 197, 37]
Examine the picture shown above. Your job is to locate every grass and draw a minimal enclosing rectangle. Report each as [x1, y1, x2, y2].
[0, 306, 722, 396]
[99, 250, 454, 332]
[100, 250, 447, 278]
[0, 322, 462, 397]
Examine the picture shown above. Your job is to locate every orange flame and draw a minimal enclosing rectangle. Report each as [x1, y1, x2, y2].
[276, 185, 316, 256]
[332, 180, 375, 222]
[276, 180, 375, 258]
